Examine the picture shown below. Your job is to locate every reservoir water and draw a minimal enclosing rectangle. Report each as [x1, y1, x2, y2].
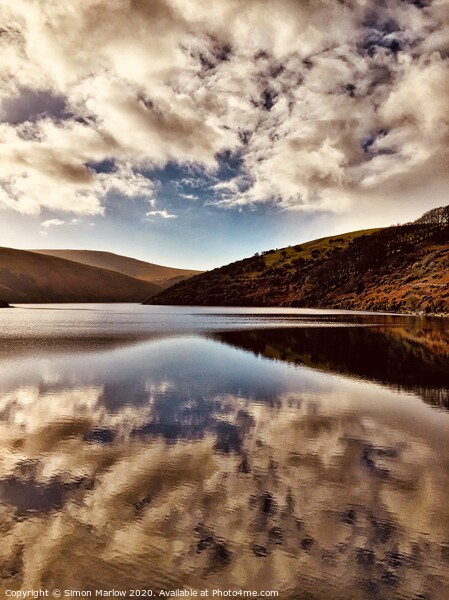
[0, 304, 448, 599]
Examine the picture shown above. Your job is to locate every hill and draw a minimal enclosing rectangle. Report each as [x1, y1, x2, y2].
[0, 247, 161, 303]
[145, 223, 449, 315]
[32, 249, 202, 288]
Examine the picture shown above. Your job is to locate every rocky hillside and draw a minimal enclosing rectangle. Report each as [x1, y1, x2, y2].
[145, 223, 449, 315]
[0, 247, 161, 303]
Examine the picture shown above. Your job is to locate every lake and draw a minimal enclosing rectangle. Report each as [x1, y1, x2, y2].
[0, 304, 448, 599]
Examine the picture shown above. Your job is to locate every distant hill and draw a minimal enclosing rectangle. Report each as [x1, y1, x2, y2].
[33, 249, 202, 288]
[0, 247, 161, 303]
[145, 223, 449, 315]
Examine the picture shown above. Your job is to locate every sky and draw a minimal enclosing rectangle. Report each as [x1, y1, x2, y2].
[0, 0, 448, 270]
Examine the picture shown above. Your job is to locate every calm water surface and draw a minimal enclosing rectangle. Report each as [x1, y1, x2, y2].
[0, 304, 448, 599]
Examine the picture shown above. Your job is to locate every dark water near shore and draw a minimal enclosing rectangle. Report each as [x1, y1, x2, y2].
[0, 304, 448, 599]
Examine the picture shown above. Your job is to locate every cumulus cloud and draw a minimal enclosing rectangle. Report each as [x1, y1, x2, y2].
[0, 0, 447, 219]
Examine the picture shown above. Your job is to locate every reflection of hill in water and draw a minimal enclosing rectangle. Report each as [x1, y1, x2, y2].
[1, 329, 449, 596]
[2, 333, 449, 597]
[216, 320, 449, 409]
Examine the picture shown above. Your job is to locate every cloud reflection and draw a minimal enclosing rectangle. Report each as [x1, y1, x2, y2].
[0, 333, 448, 598]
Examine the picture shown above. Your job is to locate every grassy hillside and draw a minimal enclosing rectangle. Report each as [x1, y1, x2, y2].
[0, 247, 161, 303]
[145, 224, 449, 315]
[33, 249, 202, 288]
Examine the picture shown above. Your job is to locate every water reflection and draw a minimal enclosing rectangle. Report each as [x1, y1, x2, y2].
[0, 324, 448, 599]
[216, 319, 449, 409]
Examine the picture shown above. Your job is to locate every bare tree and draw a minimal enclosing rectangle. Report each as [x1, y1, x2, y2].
[415, 205, 449, 227]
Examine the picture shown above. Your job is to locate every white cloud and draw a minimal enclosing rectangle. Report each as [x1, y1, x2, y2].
[146, 210, 177, 219]
[0, 0, 447, 221]
[179, 193, 198, 200]
[41, 218, 65, 228]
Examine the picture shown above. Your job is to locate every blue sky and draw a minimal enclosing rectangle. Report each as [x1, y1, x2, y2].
[0, 0, 447, 270]
[0, 171, 336, 270]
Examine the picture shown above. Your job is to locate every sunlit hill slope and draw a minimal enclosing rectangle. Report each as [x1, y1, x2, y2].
[32, 249, 203, 289]
[0, 247, 161, 303]
[145, 222, 449, 315]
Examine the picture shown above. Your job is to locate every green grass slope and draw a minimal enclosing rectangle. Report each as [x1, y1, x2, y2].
[33, 249, 202, 288]
[0, 247, 161, 303]
[145, 224, 449, 315]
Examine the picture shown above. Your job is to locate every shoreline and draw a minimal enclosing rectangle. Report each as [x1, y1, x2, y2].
[2, 299, 447, 317]
[143, 301, 449, 318]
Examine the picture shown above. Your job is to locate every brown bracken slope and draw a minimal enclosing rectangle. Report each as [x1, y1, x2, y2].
[145, 224, 449, 315]
[0, 247, 161, 303]
[33, 249, 202, 288]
